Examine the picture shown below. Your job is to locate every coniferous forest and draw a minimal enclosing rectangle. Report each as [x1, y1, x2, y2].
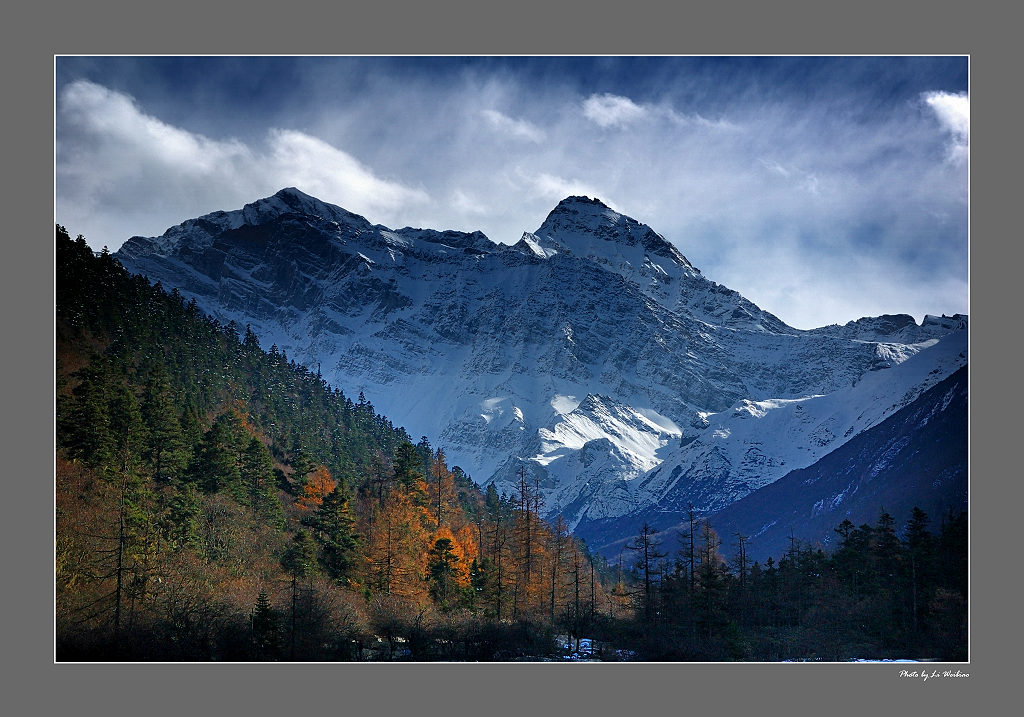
[55, 225, 967, 661]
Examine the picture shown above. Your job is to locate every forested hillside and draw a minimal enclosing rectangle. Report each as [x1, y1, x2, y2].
[55, 225, 615, 660]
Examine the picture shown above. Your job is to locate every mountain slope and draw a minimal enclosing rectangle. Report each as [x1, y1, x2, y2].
[114, 188, 967, 541]
[629, 328, 967, 515]
[580, 363, 967, 562]
[709, 364, 968, 562]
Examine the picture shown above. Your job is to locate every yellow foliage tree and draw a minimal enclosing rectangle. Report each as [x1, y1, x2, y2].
[363, 490, 431, 603]
[296, 465, 336, 511]
[455, 524, 479, 567]
[428, 448, 459, 531]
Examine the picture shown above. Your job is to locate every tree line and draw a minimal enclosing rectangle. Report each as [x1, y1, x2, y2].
[609, 505, 967, 661]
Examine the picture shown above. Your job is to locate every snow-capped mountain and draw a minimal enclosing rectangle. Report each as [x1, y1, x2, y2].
[114, 188, 967, 542]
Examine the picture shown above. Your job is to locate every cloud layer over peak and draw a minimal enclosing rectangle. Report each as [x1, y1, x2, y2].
[57, 80, 428, 245]
[55, 58, 968, 330]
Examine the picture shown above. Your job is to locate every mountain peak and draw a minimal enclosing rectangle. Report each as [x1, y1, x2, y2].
[241, 187, 372, 229]
[115, 188, 373, 260]
[535, 197, 693, 270]
[554, 195, 613, 210]
[543, 196, 620, 228]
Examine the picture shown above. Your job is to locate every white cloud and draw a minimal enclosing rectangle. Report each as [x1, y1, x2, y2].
[924, 91, 969, 164]
[665, 108, 740, 132]
[582, 93, 646, 128]
[582, 93, 736, 132]
[450, 188, 488, 215]
[714, 236, 969, 330]
[265, 129, 429, 216]
[759, 158, 821, 195]
[522, 171, 614, 208]
[58, 79, 253, 186]
[56, 80, 427, 246]
[760, 158, 791, 178]
[481, 109, 545, 142]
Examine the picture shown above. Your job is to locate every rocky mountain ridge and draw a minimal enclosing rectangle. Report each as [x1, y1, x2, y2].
[114, 188, 967, 540]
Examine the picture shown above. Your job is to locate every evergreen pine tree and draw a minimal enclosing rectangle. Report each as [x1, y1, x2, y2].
[107, 382, 157, 639]
[303, 484, 359, 584]
[190, 413, 244, 493]
[61, 358, 117, 470]
[626, 522, 667, 624]
[242, 436, 283, 526]
[288, 439, 317, 489]
[426, 536, 463, 610]
[251, 588, 280, 660]
[140, 363, 188, 483]
[904, 507, 935, 639]
[159, 481, 202, 551]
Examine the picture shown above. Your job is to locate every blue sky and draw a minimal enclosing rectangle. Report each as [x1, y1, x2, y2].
[55, 56, 968, 329]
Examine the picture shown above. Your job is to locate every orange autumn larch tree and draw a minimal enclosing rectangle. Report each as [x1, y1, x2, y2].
[428, 448, 459, 531]
[455, 524, 479, 566]
[296, 465, 337, 511]
[363, 489, 431, 602]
